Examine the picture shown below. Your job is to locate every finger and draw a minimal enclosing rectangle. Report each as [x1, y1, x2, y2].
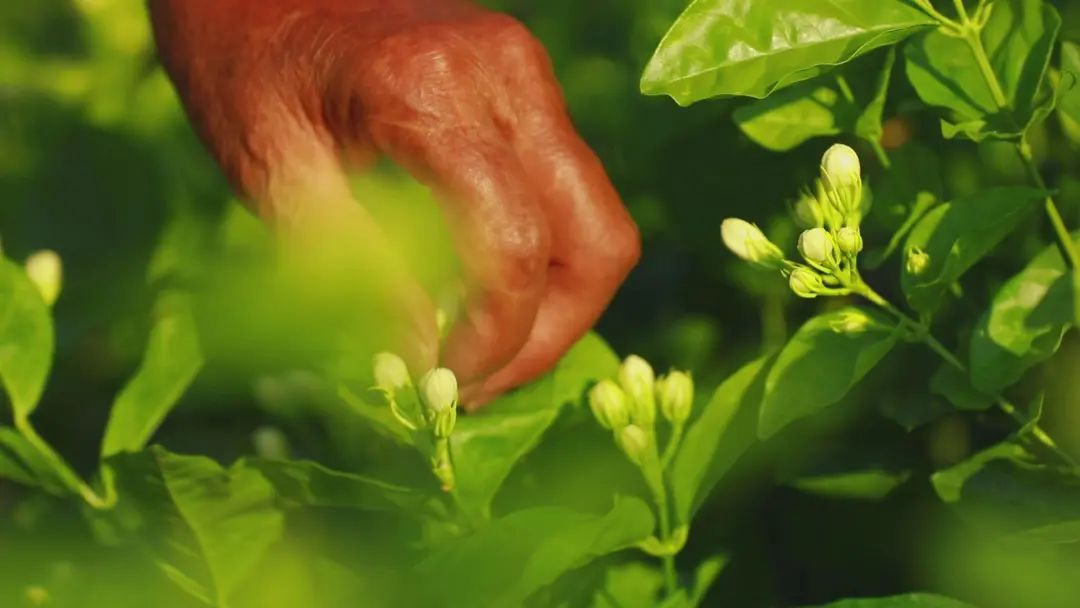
[463, 24, 640, 405]
[354, 36, 552, 383]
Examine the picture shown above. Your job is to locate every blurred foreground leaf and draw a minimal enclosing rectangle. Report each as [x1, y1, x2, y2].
[808, 593, 975, 607]
[242, 457, 429, 514]
[0, 257, 53, 419]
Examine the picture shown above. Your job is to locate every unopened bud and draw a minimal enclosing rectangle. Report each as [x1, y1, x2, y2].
[419, 368, 458, 415]
[589, 379, 630, 430]
[793, 191, 825, 229]
[619, 355, 656, 426]
[837, 226, 863, 256]
[720, 219, 784, 269]
[906, 247, 930, 276]
[373, 352, 410, 393]
[433, 405, 457, 438]
[797, 228, 837, 268]
[656, 371, 694, 424]
[821, 144, 862, 190]
[616, 424, 650, 466]
[25, 250, 62, 307]
[789, 267, 826, 299]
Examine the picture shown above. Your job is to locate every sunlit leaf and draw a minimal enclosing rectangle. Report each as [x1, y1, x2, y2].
[0, 257, 53, 419]
[969, 235, 1077, 393]
[902, 187, 1045, 314]
[641, 0, 932, 105]
[759, 307, 899, 438]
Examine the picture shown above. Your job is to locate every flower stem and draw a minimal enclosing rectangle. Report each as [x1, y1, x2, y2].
[852, 283, 1078, 467]
[643, 447, 678, 596]
[660, 422, 685, 471]
[15, 415, 113, 509]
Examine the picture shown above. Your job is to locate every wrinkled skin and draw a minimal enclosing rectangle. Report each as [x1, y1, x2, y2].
[148, 0, 639, 406]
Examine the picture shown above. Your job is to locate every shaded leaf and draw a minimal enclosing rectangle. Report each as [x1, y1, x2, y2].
[1057, 41, 1080, 144]
[452, 333, 617, 521]
[0, 257, 53, 419]
[969, 236, 1077, 393]
[759, 307, 900, 438]
[807, 593, 975, 607]
[904, 0, 1060, 141]
[671, 356, 770, 522]
[902, 187, 1045, 314]
[101, 294, 204, 457]
[413, 497, 654, 607]
[0, 427, 67, 494]
[641, 0, 932, 105]
[929, 364, 993, 411]
[242, 457, 428, 513]
[592, 562, 664, 608]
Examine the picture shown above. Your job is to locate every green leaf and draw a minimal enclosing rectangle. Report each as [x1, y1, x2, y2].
[733, 50, 895, 151]
[641, 0, 933, 105]
[807, 593, 975, 607]
[969, 236, 1077, 394]
[0, 257, 54, 419]
[901, 187, 1045, 314]
[1057, 41, 1080, 144]
[931, 441, 1080, 544]
[242, 457, 428, 513]
[0, 427, 67, 494]
[451, 333, 617, 521]
[789, 468, 911, 500]
[592, 562, 665, 608]
[413, 497, 654, 607]
[759, 307, 900, 438]
[929, 364, 993, 411]
[671, 356, 770, 522]
[101, 294, 203, 457]
[904, 0, 1060, 141]
[105, 447, 285, 606]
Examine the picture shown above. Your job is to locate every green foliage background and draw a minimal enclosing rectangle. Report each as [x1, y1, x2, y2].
[3, 0, 1080, 606]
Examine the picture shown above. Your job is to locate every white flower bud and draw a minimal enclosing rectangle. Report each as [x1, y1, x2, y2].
[797, 228, 837, 268]
[589, 379, 630, 430]
[837, 226, 864, 256]
[656, 371, 694, 424]
[793, 191, 825, 229]
[720, 219, 784, 269]
[616, 424, 651, 466]
[789, 267, 826, 299]
[419, 368, 458, 414]
[821, 144, 862, 190]
[25, 250, 62, 307]
[906, 247, 931, 276]
[373, 352, 410, 393]
[619, 355, 656, 426]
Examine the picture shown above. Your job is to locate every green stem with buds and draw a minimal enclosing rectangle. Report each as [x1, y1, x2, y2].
[851, 281, 1078, 468]
[641, 449, 678, 596]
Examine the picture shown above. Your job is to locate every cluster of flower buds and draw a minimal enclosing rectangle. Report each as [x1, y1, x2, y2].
[722, 143, 869, 300]
[372, 352, 459, 490]
[24, 250, 63, 307]
[588, 355, 694, 467]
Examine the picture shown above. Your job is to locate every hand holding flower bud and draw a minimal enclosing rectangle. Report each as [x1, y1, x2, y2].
[619, 355, 656, 426]
[789, 266, 826, 299]
[656, 371, 693, 424]
[721, 219, 784, 269]
[837, 226, 864, 256]
[589, 379, 630, 430]
[616, 424, 651, 466]
[25, 250, 62, 307]
[797, 228, 838, 270]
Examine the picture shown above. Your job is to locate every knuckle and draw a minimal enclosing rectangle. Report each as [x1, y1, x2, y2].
[479, 14, 546, 66]
[485, 216, 551, 291]
[595, 213, 641, 278]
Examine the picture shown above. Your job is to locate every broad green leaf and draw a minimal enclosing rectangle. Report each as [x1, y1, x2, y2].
[904, 0, 1060, 141]
[592, 562, 665, 608]
[931, 441, 1080, 544]
[412, 497, 654, 607]
[0, 258, 53, 419]
[242, 457, 428, 513]
[0, 427, 67, 494]
[101, 294, 203, 457]
[929, 364, 993, 411]
[865, 143, 943, 267]
[969, 236, 1077, 394]
[779, 438, 913, 500]
[901, 187, 1045, 314]
[807, 593, 975, 607]
[1058, 42, 1080, 144]
[877, 392, 954, 431]
[789, 469, 910, 500]
[451, 333, 617, 521]
[671, 356, 770, 522]
[733, 50, 895, 151]
[641, 0, 933, 105]
[131, 447, 285, 606]
[759, 307, 900, 439]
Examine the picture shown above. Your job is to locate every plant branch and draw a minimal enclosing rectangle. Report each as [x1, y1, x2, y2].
[15, 415, 113, 509]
